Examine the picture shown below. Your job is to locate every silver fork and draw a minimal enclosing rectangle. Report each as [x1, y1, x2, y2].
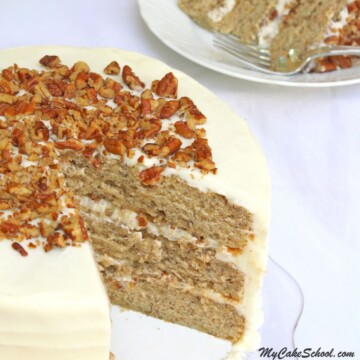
[213, 32, 360, 75]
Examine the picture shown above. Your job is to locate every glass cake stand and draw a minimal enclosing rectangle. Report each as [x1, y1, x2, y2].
[110, 257, 304, 360]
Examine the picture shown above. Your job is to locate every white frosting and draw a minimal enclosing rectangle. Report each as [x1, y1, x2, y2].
[0, 47, 270, 359]
[258, 0, 294, 47]
[323, 1, 352, 41]
[208, 0, 236, 23]
[0, 241, 111, 360]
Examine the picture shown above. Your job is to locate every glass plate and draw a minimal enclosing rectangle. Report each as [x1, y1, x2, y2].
[138, 0, 360, 87]
[110, 258, 304, 359]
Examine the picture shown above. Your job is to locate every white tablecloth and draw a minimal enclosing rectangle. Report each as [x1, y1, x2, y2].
[1, 0, 359, 356]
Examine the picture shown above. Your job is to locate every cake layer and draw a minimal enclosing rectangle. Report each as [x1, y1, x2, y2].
[270, 0, 348, 55]
[0, 241, 111, 360]
[179, 0, 276, 44]
[80, 204, 245, 300]
[64, 153, 253, 249]
[105, 276, 245, 342]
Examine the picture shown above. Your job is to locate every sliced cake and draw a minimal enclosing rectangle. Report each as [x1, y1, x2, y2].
[179, 0, 360, 72]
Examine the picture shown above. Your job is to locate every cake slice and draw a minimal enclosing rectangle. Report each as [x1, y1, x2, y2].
[0, 47, 270, 358]
[179, 0, 360, 72]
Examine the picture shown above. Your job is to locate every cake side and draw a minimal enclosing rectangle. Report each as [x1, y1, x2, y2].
[0, 241, 111, 360]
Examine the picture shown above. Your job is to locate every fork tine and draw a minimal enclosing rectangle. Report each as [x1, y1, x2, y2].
[214, 32, 271, 57]
[214, 37, 272, 65]
[214, 39, 272, 68]
[213, 33, 271, 66]
[214, 42, 271, 70]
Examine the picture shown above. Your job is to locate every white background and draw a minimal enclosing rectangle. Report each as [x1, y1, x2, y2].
[0, 0, 359, 357]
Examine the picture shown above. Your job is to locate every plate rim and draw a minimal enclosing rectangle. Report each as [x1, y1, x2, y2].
[138, 0, 360, 88]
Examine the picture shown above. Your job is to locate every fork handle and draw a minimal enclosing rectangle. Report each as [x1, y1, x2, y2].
[309, 45, 360, 58]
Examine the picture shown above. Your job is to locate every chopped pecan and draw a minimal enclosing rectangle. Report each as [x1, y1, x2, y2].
[142, 143, 161, 156]
[104, 138, 127, 155]
[172, 150, 192, 163]
[104, 61, 121, 75]
[122, 65, 145, 91]
[192, 138, 212, 161]
[99, 86, 115, 99]
[159, 100, 180, 119]
[0, 94, 15, 104]
[12, 242, 28, 256]
[0, 221, 19, 234]
[39, 55, 61, 68]
[139, 166, 165, 186]
[72, 61, 90, 73]
[159, 137, 182, 157]
[55, 139, 85, 151]
[195, 158, 216, 171]
[174, 121, 194, 139]
[152, 72, 178, 98]
[75, 71, 88, 90]
[136, 214, 148, 227]
[179, 97, 206, 125]
[138, 118, 162, 139]
[46, 80, 64, 97]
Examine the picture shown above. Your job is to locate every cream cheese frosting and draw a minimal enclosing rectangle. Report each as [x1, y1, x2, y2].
[0, 46, 270, 359]
[0, 241, 111, 360]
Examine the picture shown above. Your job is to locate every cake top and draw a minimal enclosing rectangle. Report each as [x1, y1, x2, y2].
[0, 51, 218, 254]
[0, 47, 270, 257]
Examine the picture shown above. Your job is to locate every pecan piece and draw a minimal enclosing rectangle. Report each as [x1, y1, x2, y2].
[35, 120, 50, 141]
[192, 138, 212, 161]
[172, 150, 192, 163]
[75, 71, 88, 90]
[104, 138, 126, 155]
[12, 242, 28, 257]
[159, 100, 180, 119]
[174, 121, 194, 139]
[139, 166, 165, 186]
[104, 61, 121, 75]
[152, 72, 178, 98]
[72, 61, 90, 73]
[0, 94, 15, 104]
[159, 137, 182, 157]
[55, 139, 85, 151]
[142, 143, 161, 156]
[195, 158, 216, 171]
[0, 221, 19, 234]
[138, 118, 162, 139]
[39, 55, 61, 68]
[136, 214, 148, 227]
[179, 97, 206, 125]
[122, 65, 145, 91]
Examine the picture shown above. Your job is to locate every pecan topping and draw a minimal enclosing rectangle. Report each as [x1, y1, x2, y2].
[12, 242, 28, 257]
[122, 65, 145, 91]
[104, 138, 127, 155]
[0, 54, 217, 254]
[39, 55, 61, 68]
[55, 139, 85, 151]
[152, 72, 178, 98]
[104, 61, 121, 75]
[174, 121, 194, 139]
[139, 166, 165, 185]
[159, 137, 182, 158]
[159, 100, 180, 119]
